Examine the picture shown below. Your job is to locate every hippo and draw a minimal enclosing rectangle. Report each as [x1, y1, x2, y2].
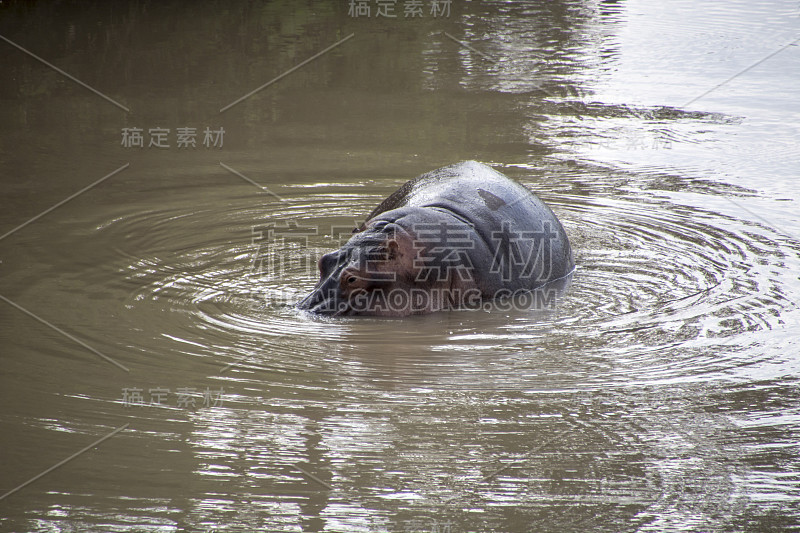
[297, 161, 574, 316]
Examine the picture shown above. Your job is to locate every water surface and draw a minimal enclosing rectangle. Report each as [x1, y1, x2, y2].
[1, 1, 799, 531]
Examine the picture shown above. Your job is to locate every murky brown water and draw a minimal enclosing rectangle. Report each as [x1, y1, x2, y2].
[1, 1, 799, 532]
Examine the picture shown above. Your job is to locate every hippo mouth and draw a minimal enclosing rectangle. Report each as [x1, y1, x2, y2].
[297, 285, 400, 317]
[296, 287, 352, 316]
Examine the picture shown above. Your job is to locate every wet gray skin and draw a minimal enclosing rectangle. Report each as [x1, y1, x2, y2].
[297, 161, 575, 316]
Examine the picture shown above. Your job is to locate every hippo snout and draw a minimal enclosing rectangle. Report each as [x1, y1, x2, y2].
[296, 285, 345, 315]
[297, 251, 350, 315]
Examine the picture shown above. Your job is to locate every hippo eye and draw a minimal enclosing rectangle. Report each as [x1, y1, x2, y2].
[346, 276, 357, 284]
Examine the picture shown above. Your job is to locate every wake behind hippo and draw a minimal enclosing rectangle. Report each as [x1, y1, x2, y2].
[297, 161, 574, 316]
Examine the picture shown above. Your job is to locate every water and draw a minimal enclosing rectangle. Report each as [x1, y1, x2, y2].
[1, 1, 799, 531]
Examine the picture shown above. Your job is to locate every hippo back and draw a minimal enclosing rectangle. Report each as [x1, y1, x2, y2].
[366, 161, 574, 288]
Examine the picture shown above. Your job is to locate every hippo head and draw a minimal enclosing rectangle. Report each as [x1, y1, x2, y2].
[297, 209, 482, 316]
[297, 218, 418, 316]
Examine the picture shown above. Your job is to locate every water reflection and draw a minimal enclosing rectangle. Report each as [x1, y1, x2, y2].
[2, 0, 799, 531]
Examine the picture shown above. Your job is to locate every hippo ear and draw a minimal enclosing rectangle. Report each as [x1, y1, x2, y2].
[386, 238, 399, 261]
[383, 230, 417, 273]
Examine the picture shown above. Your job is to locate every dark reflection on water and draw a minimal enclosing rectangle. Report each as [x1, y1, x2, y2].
[2, 1, 800, 532]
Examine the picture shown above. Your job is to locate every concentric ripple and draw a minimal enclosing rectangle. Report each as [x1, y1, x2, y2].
[102, 168, 800, 392]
